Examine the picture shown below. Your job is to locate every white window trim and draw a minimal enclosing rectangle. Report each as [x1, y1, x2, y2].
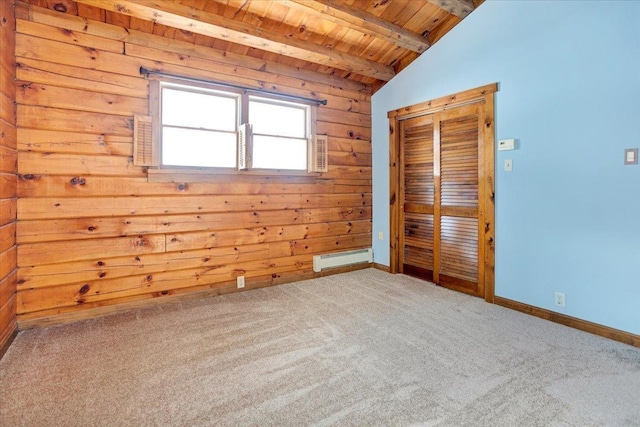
[248, 95, 312, 171]
[159, 82, 242, 170]
[146, 78, 322, 177]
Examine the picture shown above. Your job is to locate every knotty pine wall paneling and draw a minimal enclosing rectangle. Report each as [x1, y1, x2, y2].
[0, 0, 18, 355]
[15, 3, 373, 326]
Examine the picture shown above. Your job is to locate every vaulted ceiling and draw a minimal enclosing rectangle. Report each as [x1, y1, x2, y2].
[31, 0, 483, 90]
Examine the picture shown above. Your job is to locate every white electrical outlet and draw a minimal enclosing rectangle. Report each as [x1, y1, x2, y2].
[554, 291, 566, 307]
[378, 231, 384, 240]
[237, 276, 245, 289]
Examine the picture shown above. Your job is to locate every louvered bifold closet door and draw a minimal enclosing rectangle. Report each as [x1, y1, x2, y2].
[436, 104, 481, 295]
[400, 115, 435, 280]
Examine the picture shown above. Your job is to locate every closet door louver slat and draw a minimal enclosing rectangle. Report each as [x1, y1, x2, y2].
[440, 216, 478, 283]
[400, 117, 435, 277]
[404, 212, 434, 272]
[438, 112, 480, 291]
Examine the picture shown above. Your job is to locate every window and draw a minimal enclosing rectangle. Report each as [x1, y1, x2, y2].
[161, 86, 240, 168]
[147, 80, 322, 173]
[249, 96, 309, 170]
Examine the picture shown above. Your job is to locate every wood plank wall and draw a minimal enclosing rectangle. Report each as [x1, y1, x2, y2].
[14, 2, 373, 326]
[0, 0, 18, 354]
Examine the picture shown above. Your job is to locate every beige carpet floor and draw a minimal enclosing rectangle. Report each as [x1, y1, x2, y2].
[1, 269, 639, 426]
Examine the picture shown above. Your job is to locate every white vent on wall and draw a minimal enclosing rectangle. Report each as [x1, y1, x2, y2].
[313, 248, 373, 272]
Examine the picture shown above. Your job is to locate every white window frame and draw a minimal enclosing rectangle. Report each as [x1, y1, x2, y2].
[158, 81, 242, 170]
[149, 79, 319, 174]
[247, 94, 312, 171]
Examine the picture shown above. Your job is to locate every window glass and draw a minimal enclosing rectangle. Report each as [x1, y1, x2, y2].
[249, 98, 307, 138]
[162, 88, 237, 131]
[162, 127, 236, 168]
[252, 135, 307, 170]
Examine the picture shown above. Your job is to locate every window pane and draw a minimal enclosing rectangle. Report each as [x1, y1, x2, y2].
[162, 127, 236, 168]
[249, 100, 306, 138]
[162, 88, 237, 131]
[252, 135, 307, 170]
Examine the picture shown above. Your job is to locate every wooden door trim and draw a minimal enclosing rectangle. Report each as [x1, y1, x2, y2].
[397, 120, 407, 272]
[388, 83, 498, 120]
[477, 101, 487, 299]
[481, 92, 496, 303]
[432, 113, 442, 285]
[388, 83, 497, 303]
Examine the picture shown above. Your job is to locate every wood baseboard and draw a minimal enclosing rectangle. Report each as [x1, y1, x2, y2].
[17, 264, 371, 330]
[372, 263, 391, 273]
[0, 324, 18, 361]
[494, 296, 640, 349]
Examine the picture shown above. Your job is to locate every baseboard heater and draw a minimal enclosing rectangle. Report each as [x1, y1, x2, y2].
[312, 248, 373, 272]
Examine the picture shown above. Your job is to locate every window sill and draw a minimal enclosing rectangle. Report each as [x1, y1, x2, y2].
[147, 167, 321, 183]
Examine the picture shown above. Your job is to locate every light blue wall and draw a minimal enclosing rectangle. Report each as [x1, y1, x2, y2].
[372, 1, 640, 335]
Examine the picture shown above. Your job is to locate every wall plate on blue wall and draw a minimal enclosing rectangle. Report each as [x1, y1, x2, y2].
[498, 138, 516, 151]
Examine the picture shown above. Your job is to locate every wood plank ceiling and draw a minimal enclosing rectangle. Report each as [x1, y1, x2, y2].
[31, 0, 482, 91]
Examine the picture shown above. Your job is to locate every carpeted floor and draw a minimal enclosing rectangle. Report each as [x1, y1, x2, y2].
[1, 269, 639, 426]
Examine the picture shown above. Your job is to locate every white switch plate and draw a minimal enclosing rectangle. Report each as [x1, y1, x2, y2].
[504, 159, 513, 172]
[378, 231, 384, 240]
[498, 138, 516, 151]
[237, 276, 245, 288]
[624, 148, 638, 165]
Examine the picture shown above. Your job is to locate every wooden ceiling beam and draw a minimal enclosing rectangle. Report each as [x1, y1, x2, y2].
[282, 0, 430, 54]
[74, 0, 396, 81]
[427, 0, 475, 19]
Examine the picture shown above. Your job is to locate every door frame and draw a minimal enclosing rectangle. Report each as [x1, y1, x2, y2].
[388, 83, 498, 303]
